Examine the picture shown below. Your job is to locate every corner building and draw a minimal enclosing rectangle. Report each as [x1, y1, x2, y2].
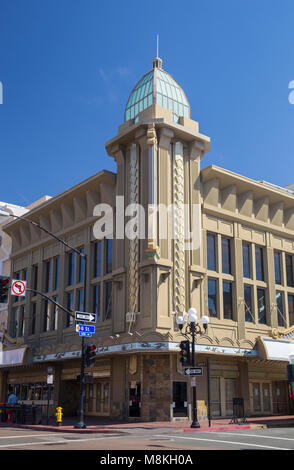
[2, 55, 294, 421]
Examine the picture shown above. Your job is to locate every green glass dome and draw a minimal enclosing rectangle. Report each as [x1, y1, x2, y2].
[124, 57, 190, 122]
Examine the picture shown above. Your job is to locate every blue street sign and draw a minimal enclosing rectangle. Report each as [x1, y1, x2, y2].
[76, 324, 95, 334]
[79, 331, 92, 337]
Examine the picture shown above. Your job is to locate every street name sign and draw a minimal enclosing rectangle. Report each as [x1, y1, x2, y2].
[76, 324, 95, 334]
[75, 311, 96, 323]
[184, 367, 203, 376]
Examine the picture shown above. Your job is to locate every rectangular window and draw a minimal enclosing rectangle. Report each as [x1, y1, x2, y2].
[274, 251, 282, 285]
[94, 241, 102, 278]
[68, 252, 75, 286]
[223, 281, 233, 320]
[244, 285, 253, 322]
[105, 282, 112, 320]
[54, 257, 60, 291]
[52, 296, 59, 330]
[42, 300, 50, 332]
[276, 291, 285, 327]
[30, 303, 36, 335]
[207, 233, 217, 271]
[18, 306, 25, 337]
[257, 288, 266, 324]
[77, 288, 84, 312]
[255, 246, 264, 282]
[242, 243, 251, 278]
[106, 239, 113, 274]
[286, 254, 294, 287]
[78, 248, 85, 283]
[208, 278, 217, 317]
[66, 292, 74, 327]
[44, 260, 52, 293]
[222, 237, 231, 274]
[11, 308, 18, 338]
[32, 265, 38, 291]
[288, 294, 294, 327]
[93, 284, 101, 321]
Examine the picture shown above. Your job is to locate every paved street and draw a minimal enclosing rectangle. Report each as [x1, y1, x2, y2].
[1, 426, 294, 451]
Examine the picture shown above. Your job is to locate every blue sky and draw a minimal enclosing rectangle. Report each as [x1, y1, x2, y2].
[0, 0, 294, 206]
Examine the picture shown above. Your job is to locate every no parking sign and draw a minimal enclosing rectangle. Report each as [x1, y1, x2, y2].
[11, 279, 27, 297]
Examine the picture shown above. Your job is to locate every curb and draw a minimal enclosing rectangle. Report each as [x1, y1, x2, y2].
[0, 424, 116, 433]
[183, 424, 267, 432]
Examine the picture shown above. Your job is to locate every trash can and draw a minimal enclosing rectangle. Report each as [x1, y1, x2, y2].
[32, 405, 42, 425]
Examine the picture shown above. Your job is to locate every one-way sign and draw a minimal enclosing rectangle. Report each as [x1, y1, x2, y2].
[184, 367, 203, 376]
[75, 311, 96, 323]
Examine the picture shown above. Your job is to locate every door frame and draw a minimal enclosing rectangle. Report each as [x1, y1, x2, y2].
[249, 380, 273, 415]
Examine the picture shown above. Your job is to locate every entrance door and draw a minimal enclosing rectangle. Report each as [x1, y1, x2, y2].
[129, 383, 141, 417]
[172, 382, 187, 417]
[250, 381, 273, 415]
[86, 381, 110, 416]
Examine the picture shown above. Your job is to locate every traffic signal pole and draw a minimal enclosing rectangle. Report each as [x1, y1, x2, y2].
[75, 253, 88, 429]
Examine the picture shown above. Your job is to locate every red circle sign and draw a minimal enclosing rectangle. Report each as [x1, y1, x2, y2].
[11, 280, 26, 296]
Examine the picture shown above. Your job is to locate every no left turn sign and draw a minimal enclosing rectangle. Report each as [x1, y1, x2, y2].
[11, 280, 27, 297]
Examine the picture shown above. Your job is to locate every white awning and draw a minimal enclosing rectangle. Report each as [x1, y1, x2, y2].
[258, 337, 294, 362]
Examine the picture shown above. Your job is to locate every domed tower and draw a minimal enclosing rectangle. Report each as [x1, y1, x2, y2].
[105, 55, 210, 337]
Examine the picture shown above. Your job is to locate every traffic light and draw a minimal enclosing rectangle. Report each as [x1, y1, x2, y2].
[0, 276, 9, 304]
[179, 340, 190, 366]
[84, 344, 96, 368]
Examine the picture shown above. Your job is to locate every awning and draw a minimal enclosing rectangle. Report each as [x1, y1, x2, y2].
[257, 337, 294, 362]
[0, 347, 27, 367]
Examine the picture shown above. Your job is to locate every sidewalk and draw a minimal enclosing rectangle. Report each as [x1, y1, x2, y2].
[2, 414, 294, 434]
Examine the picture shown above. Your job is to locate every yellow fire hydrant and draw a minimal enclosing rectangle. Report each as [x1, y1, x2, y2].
[55, 406, 63, 426]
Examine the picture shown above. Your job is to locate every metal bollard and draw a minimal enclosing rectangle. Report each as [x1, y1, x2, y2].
[55, 406, 63, 426]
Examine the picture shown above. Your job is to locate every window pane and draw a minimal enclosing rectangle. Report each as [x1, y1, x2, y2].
[54, 257, 60, 290]
[30, 303, 36, 335]
[274, 251, 282, 285]
[66, 292, 74, 327]
[105, 282, 112, 320]
[207, 233, 216, 271]
[255, 246, 264, 281]
[276, 291, 285, 327]
[106, 239, 113, 274]
[33, 265, 38, 291]
[286, 255, 294, 287]
[94, 241, 102, 278]
[79, 248, 85, 283]
[78, 288, 84, 312]
[93, 284, 100, 321]
[244, 285, 253, 322]
[208, 278, 217, 317]
[52, 296, 59, 330]
[222, 237, 231, 274]
[43, 300, 50, 332]
[288, 294, 294, 326]
[257, 288, 266, 324]
[44, 260, 51, 292]
[68, 252, 75, 286]
[223, 281, 233, 320]
[242, 243, 251, 278]
[19, 306, 25, 337]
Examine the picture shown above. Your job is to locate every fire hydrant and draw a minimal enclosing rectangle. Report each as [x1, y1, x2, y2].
[55, 406, 63, 426]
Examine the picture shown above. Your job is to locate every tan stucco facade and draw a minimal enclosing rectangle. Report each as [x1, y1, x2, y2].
[1, 59, 294, 422]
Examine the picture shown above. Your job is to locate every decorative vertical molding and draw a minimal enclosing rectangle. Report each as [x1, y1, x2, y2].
[145, 124, 160, 261]
[173, 142, 186, 316]
[127, 143, 139, 328]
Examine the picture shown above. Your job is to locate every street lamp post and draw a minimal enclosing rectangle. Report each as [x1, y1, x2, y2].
[0, 206, 88, 429]
[176, 308, 209, 429]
